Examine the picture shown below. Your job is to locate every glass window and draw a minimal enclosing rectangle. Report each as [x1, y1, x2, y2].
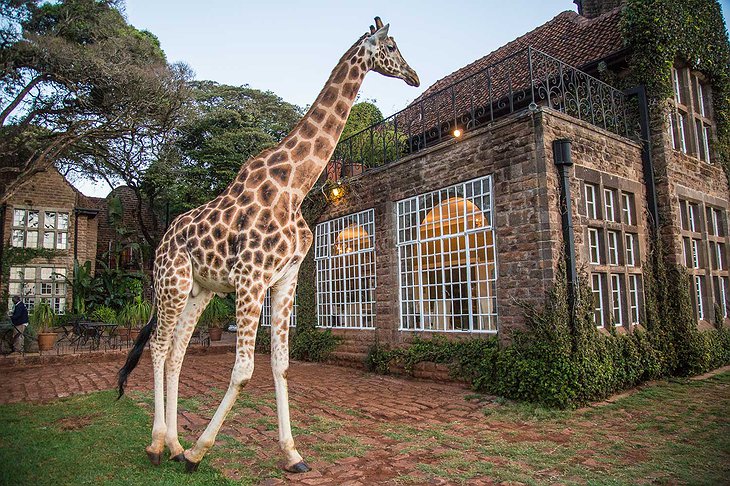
[396, 176, 497, 333]
[695, 275, 705, 320]
[604, 189, 616, 222]
[621, 193, 634, 225]
[607, 231, 619, 266]
[629, 275, 641, 324]
[588, 228, 601, 264]
[315, 209, 377, 329]
[585, 184, 597, 219]
[10, 208, 69, 250]
[611, 274, 623, 326]
[625, 233, 636, 267]
[592, 273, 605, 327]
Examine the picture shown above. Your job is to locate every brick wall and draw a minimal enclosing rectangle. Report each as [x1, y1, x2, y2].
[2, 167, 99, 311]
[577, 0, 623, 18]
[313, 108, 651, 366]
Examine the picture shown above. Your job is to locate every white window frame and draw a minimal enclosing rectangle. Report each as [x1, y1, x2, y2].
[585, 184, 597, 219]
[678, 113, 688, 154]
[11, 208, 69, 250]
[711, 208, 721, 236]
[7, 266, 66, 314]
[695, 275, 705, 320]
[716, 243, 724, 271]
[691, 239, 700, 269]
[396, 175, 498, 333]
[592, 273, 605, 327]
[604, 189, 616, 222]
[588, 228, 601, 265]
[688, 203, 699, 232]
[314, 209, 377, 329]
[621, 193, 633, 225]
[625, 233, 636, 267]
[629, 274, 640, 324]
[607, 230, 619, 266]
[611, 274, 623, 326]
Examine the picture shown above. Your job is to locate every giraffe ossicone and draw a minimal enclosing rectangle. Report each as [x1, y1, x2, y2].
[118, 16, 419, 474]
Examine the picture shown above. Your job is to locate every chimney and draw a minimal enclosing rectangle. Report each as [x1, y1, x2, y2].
[575, 0, 623, 18]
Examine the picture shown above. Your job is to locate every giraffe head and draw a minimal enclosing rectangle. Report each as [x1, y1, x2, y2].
[365, 17, 420, 87]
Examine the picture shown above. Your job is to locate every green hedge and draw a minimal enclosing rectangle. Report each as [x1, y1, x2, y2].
[366, 254, 730, 409]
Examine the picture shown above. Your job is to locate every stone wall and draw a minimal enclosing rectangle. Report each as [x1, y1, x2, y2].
[2, 167, 99, 310]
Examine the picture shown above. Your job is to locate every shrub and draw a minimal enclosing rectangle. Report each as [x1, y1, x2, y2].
[91, 305, 118, 325]
[290, 328, 341, 362]
[30, 300, 55, 333]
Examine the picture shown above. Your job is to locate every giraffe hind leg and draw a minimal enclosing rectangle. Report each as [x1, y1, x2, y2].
[164, 288, 213, 460]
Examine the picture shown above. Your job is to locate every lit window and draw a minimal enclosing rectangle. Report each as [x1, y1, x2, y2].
[315, 209, 376, 329]
[588, 228, 601, 264]
[396, 176, 497, 332]
[585, 184, 597, 219]
[591, 273, 605, 327]
[611, 274, 623, 326]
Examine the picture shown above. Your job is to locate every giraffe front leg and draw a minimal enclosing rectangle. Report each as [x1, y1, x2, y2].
[182, 283, 265, 473]
[270, 267, 309, 473]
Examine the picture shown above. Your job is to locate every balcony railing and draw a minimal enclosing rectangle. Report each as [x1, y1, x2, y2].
[329, 46, 633, 181]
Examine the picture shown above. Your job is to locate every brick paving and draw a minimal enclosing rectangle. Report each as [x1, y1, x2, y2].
[0, 351, 497, 485]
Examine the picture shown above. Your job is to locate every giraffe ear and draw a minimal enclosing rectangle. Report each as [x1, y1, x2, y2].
[369, 23, 389, 44]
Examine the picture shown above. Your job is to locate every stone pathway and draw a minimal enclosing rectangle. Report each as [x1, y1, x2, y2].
[0, 351, 491, 485]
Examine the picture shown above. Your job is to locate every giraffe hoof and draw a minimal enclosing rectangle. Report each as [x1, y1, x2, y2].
[146, 450, 162, 466]
[285, 461, 311, 473]
[184, 458, 200, 473]
[170, 453, 185, 462]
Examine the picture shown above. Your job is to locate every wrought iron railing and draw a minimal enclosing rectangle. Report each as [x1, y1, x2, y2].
[328, 46, 633, 181]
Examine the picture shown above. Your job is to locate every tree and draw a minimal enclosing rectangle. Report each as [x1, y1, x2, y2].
[149, 81, 302, 213]
[0, 0, 189, 203]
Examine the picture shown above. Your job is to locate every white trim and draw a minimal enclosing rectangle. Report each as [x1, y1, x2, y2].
[396, 175, 497, 333]
[588, 228, 601, 264]
[695, 275, 705, 320]
[592, 273, 605, 327]
[585, 184, 597, 219]
[719, 277, 728, 318]
[625, 233, 636, 267]
[611, 274, 623, 326]
[604, 189, 616, 222]
[629, 274, 640, 324]
[691, 239, 700, 269]
[621, 192, 633, 225]
[607, 230, 619, 266]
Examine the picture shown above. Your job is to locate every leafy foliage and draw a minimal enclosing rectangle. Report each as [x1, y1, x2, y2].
[148, 81, 302, 213]
[30, 299, 54, 333]
[622, 0, 730, 177]
[200, 295, 233, 329]
[117, 297, 151, 328]
[90, 305, 117, 325]
[0, 0, 190, 203]
[289, 328, 341, 362]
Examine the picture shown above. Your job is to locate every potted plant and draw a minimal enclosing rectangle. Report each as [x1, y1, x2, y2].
[32, 300, 57, 351]
[200, 296, 231, 341]
[118, 297, 151, 342]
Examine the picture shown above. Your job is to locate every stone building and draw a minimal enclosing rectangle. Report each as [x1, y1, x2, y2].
[1, 167, 100, 314]
[1, 167, 158, 313]
[304, 0, 730, 364]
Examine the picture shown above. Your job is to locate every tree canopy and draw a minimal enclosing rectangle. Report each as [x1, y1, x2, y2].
[0, 0, 190, 202]
[148, 81, 302, 213]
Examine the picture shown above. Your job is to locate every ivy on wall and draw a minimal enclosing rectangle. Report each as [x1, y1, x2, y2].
[622, 0, 730, 174]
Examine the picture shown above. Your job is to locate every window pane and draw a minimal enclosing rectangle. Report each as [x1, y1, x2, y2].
[11, 230, 24, 247]
[12, 209, 25, 226]
[57, 232, 68, 250]
[44, 212, 56, 229]
[26, 231, 38, 248]
[57, 213, 69, 230]
[679, 113, 689, 153]
[27, 211, 39, 228]
[43, 231, 55, 249]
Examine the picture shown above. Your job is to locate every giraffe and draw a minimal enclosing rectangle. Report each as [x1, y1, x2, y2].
[117, 17, 419, 474]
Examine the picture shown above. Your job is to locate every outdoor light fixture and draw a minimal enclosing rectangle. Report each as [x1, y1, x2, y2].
[453, 128, 462, 138]
[322, 180, 346, 203]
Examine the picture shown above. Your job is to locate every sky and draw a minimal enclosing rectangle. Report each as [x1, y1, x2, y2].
[73, 0, 730, 197]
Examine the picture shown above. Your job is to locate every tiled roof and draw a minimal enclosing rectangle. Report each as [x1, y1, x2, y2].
[410, 8, 625, 107]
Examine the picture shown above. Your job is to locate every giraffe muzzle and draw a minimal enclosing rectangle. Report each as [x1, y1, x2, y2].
[404, 68, 420, 87]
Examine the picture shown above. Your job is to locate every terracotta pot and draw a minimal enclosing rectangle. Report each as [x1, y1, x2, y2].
[209, 327, 223, 341]
[130, 329, 140, 342]
[37, 332, 57, 352]
[118, 328, 131, 341]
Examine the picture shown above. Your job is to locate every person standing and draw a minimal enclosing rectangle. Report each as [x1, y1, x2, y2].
[10, 295, 29, 353]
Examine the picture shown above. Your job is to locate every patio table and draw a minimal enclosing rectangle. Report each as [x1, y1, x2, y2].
[76, 322, 119, 350]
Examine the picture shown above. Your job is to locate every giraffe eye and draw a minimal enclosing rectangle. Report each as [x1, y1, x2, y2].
[387, 44, 395, 52]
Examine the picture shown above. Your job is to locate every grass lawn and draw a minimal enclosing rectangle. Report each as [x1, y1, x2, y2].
[0, 372, 728, 485]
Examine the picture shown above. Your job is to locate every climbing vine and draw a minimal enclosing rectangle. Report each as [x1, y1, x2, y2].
[622, 0, 730, 174]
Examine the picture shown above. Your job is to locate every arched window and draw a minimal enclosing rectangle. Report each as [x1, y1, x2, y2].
[397, 176, 497, 332]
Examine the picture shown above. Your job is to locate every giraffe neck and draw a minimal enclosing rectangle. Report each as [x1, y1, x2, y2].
[261, 34, 372, 206]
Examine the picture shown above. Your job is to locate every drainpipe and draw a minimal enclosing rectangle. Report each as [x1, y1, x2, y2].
[553, 139, 577, 307]
[624, 85, 658, 232]
[0, 203, 6, 291]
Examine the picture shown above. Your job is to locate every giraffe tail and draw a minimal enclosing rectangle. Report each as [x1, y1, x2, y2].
[117, 310, 157, 399]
